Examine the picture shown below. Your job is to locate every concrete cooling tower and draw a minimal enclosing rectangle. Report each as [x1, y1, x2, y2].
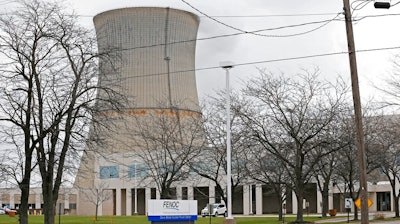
[95, 7, 200, 111]
[74, 7, 201, 215]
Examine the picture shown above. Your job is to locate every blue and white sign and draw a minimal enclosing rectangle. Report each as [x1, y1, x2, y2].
[148, 200, 198, 222]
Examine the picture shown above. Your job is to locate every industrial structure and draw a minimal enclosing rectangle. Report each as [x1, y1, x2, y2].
[73, 7, 203, 216]
[0, 6, 396, 218]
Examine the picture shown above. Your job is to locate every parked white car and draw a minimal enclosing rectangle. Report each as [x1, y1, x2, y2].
[201, 203, 227, 217]
[2, 207, 17, 215]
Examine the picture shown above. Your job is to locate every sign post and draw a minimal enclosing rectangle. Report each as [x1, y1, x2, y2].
[344, 198, 352, 223]
[148, 200, 198, 224]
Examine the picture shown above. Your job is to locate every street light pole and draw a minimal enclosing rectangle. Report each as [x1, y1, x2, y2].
[220, 61, 236, 224]
[342, 0, 369, 223]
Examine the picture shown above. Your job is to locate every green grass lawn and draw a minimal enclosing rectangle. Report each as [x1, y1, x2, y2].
[0, 215, 327, 224]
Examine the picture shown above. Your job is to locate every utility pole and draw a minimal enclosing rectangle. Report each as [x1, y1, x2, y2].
[342, 0, 369, 223]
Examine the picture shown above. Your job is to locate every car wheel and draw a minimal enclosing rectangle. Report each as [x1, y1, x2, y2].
[224, 211, 227, 217]
[214, 212, 218, 217]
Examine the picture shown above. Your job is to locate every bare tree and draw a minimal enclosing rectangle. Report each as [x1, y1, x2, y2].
[375, 54, 400, 109]
[189, 93, 253, 209]
[312, 106, 352, 217]
[0, 1, 121, 224]
[333, 107, 379, 221]
[0, 2, 60, 222]
[371, 52, 400, 218]
[237, 68, 349, 223]
[364, 114, 400, 217]
[128, 107, 205, 199]
[244, 147, 289, 220]
[79, 182, 112, 221]
[334, 132, 361, 220]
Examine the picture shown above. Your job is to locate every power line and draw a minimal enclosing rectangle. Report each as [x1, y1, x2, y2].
[0, 14, 348, 66]
[180, 0, 342, 38]
[91, 18, 345, 56]
[203, 13, 341, 18]
[75, 13, 342, 19]
[1, 3, 399, 65]
[114, 45, 400, 80]
[2, 44, 399, 86]
[190, 45, 400, 72]
[351, 0, 372, 12]
[353, 12, 400, 21]
[393, 0, 400, 7]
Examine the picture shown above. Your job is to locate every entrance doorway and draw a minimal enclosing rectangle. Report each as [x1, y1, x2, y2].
[376, 192, 391, 211]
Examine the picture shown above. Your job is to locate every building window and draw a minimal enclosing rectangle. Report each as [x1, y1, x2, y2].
[128, 164, 148, 178]
[100, 166, 119, 179]
[190, 162, 210, 175]
[158, 163, 175, 175]
[69, 203, 77, 209]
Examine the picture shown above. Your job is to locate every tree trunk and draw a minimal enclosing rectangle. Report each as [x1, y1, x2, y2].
[95, 203, 99, 221]
[19, 149, 33, 224]
[43, 201, 55, 224]
[42, 180, 55, 224]
[390, 180, 399, 218]
[19, 181, 30, 224]
[321, 183, 330, 217]
[42, 200, 55, 224]
[353, 204, 358, 220]
[278, 196, 283, 221]
[296, 191, 304, 223]
[215, 184, 227, 205]
[394, 194, 399, 218]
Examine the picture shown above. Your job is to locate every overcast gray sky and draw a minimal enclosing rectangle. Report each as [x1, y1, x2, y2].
[40, 0, 400, 102]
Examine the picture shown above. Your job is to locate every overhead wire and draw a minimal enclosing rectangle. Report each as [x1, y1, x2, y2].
[62, 17, 345, 56]
[180, 0, 343, 38]
[393, 0, 400, 6]
[205, 12, 341, 18]
[0, 11, 360, 66]
[260, 14, 342, 38]
[76, 13, 342, 19]
[351, 0, 373, 13]
[0, 3, 398, 42]
[0, 1, 399, 74]
[353, 12, 400, 21]
[88, 45, 400, 81]
[163, 45, 400, 73]
[3, 45, 400, 82]
[82, 1, 400, 76]
[0, 10, 398, 71]
[68, 1, 398, 18]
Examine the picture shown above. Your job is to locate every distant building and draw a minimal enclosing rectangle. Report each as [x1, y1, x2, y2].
[0, 188, 78, 215]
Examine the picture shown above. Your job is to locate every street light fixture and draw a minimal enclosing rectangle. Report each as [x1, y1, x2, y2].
[220, 61, 236, 224]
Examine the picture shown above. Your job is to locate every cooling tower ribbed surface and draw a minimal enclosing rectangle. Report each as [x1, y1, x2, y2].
[94, 7, 200, 112]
